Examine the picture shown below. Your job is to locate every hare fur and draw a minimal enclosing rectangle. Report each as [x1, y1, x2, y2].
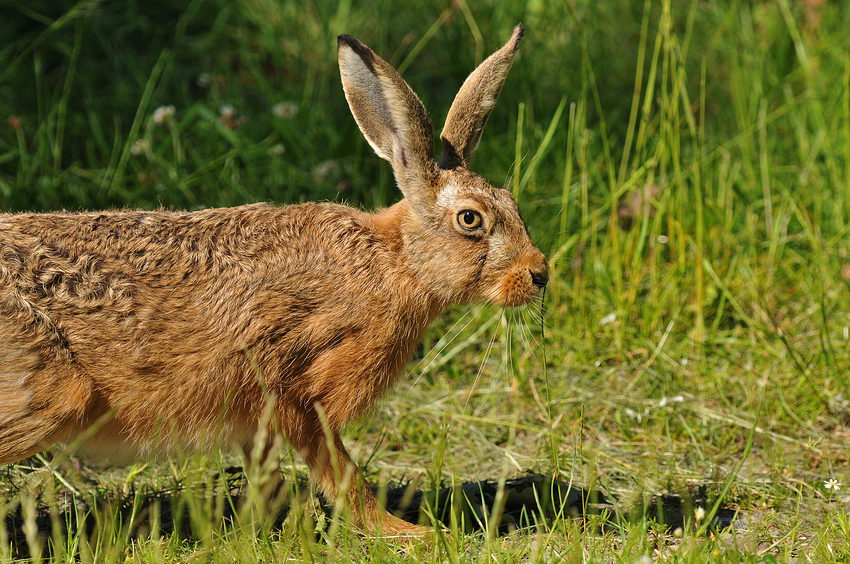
[0, 24, 548, 535]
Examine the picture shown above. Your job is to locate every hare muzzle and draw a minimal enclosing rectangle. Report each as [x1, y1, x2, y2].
[493, 246, 549, 307]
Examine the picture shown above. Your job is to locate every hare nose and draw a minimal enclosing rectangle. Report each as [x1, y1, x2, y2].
[530, 269, 549, 288]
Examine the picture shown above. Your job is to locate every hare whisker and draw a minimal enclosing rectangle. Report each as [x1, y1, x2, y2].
[463, 304, 506, 412]
[408, 308, 475, 389]
[518, 309, 543, 355]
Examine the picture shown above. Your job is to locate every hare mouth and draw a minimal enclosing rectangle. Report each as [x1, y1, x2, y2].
[503, 289, 543, 308]
[487, 274, 544, 308]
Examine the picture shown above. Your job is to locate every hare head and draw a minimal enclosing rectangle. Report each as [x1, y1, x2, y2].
[338, 23, 548, 310]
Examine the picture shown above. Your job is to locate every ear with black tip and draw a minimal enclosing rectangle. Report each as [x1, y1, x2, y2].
[338, 34, 439, 209]
[438, 24, 524, 170]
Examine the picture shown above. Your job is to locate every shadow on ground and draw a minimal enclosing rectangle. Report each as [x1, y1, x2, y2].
[2, 467, 738, 557]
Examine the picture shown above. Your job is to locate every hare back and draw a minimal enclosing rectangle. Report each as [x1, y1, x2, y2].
[0, 203, 429, 460]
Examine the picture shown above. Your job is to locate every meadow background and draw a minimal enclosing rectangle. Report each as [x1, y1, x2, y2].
[1, 0, 850, 561]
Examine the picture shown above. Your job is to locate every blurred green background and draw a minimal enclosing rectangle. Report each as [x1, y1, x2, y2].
[4, 0, 846, 222]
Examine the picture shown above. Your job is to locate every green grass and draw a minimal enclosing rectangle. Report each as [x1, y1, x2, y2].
[2, 0, 850, 561]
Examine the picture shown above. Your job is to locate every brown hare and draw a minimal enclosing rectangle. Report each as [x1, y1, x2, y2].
[0, 24, 547, 536]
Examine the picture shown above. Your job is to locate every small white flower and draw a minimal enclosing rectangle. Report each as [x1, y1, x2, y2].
[197, 73, 210, 87]
[659, 395, 683, 407]
[694, 506, 706, 522]
[272, 101, 299, 119]
[600, 312, 617, 326]
[217, 104, 245, 130]
[130, 139, 151, 157]
[152, 105, 175, 125]
[268, 144, 285, 157]
[825, 479, 841, 491]
[313, 160, 338, 180]
[656, 235, 669, 244]
[130, 139, 150, 156]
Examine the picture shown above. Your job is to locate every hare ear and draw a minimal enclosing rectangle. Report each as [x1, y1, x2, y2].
[438, 24, 524, 170]
[338, 35, 439, 207]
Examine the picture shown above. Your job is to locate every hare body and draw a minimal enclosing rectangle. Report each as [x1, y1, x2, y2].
[0, 25, 547, 535]
[0, 203, 426, 461]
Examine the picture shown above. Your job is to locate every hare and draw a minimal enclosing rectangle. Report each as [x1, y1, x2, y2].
[0, 24, 547, 535]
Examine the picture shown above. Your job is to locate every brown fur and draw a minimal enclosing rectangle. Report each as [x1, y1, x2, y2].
[0, 24, 547, 535]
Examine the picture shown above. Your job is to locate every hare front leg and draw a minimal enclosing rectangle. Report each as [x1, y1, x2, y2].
[290, 410, 430, 537]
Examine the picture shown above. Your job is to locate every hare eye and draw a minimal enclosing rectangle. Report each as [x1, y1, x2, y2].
[457, 210, 482, 230]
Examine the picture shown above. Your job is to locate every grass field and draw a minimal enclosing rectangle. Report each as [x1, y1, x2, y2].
[2, 0, 850, 561]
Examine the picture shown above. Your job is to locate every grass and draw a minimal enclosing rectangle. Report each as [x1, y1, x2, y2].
[2, 0, 850, 561]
